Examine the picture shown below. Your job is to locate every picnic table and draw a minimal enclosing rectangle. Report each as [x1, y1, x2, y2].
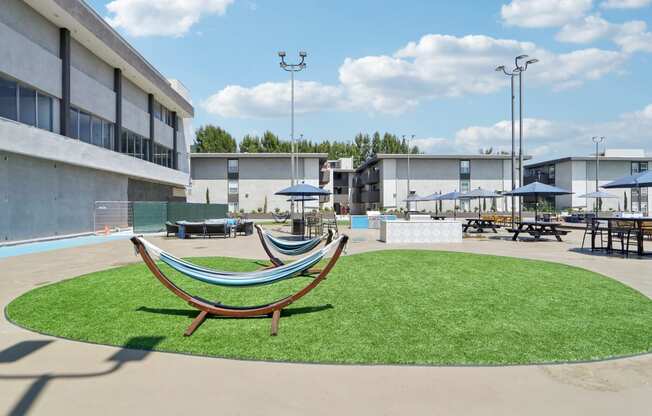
[509, 221, 569, 241]
[592, 217, 652, 256]
[463, 218, 499, 233]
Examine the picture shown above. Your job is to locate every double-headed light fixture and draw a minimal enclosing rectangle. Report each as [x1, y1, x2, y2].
[495, 55, 538, 223]
[278, 51, 308, 217]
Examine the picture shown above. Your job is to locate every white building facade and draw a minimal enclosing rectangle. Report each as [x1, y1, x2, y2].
[351, 154, 522, 214]
[525, 151, 652, 213]
[188, 153, 328, 213]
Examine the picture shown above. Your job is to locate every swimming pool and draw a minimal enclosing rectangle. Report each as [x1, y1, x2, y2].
[0, 232, 133, 259]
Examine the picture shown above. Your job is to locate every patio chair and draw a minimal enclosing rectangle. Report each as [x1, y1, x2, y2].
[322, 211, 339, 235]
[165, 221, 179, 237]
[306, 214, 323, 238]
[581, 218, 606, 251]
[131, 234, 348, 336]
[609, 220, 639, 257]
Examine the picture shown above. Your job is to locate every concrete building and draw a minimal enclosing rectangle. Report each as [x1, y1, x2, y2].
[320, 157, 355, 214]
[351, 154, 522, 213]
[0, 0, 193, 242]
[188, 153, 328, 213]
[524, 149, 652, 213]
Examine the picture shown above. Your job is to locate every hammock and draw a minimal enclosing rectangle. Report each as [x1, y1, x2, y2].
[272, 212, 290, 223]
[136, 236, 341, 287]
[255, 225, 333, 267]
[131, 234, 349, 336]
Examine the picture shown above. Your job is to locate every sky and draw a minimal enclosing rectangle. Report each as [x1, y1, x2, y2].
[87, 0, 652, 162]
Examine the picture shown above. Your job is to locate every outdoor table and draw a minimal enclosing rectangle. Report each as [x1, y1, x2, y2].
[510, 221, 568, 241]
[462, 218, 499, 233]
[593, 217, 651, 256]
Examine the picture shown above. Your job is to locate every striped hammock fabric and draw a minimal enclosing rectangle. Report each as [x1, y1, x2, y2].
[262, 231, 324, 256]
[135, 236, 341, 287]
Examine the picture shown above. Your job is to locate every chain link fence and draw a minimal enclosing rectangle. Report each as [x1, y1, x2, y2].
[93, 201, 133, 234]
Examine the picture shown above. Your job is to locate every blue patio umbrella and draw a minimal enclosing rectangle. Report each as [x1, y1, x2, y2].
[276, 183, 331, 238]
[504, 182, 572, 222]
[577, 190, 618, 213]
[437, 190, 466, 219]
[603, 171, 652, 214]
[459, 187, 502, 218]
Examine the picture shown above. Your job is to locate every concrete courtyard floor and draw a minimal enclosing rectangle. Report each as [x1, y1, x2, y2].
[1, 226, 651, 415]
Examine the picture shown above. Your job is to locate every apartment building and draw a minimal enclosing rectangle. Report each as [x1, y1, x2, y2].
[188, 153, 328, 213]
[351, 154, 522, 213]
[320, 157, 355, 214]
[0, 0, 194, 242]
[524, 149, 652, 212]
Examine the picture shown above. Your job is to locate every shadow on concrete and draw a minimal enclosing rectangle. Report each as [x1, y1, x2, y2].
[0, 341, 52, 363]
[0, 336, 164, 415]
[568, 247, 652, 260]
[137, 304, 333, 320]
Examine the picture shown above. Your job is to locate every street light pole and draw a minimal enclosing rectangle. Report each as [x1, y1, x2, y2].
[496, 65, 518, 226]
[515, 55, 538, 221]
[278, 50, 307, 218]
[592, 136, 605, 213]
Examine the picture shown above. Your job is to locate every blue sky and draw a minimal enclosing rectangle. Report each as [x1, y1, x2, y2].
[89, 0, 652, 161]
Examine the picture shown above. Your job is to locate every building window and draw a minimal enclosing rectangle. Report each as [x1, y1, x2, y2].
[632, 188, 648, 213]
[102, 121, 113, 150]
[460, 179, 470, 193]
[548, 165, 555, 182]
[91, 117, 102, 147]
[18, 86, 37, 126]
[460, 160, 470, 176]
[69, 108, 79, 139]
[228, 180, 238, 194]
[632, 161, 648, 174]
[78, 111, 91, 143]
[0, 78, 18, 121]
[228, 159, 239, 173]
[228, 203, 239, 213]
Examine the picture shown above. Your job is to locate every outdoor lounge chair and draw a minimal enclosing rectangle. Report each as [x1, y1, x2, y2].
[255, 224, 334, 267]
[176, 221, 205, 238]
[131, 234, 348, 336]
[165, 221, 179, 237]
[205, 220, 230, 238]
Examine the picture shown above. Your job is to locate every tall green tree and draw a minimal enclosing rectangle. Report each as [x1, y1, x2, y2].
[239, 134, 263, 152]
[194, 125, 237, 153]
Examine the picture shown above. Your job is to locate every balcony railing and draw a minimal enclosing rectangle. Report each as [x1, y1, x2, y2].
[352, 176, 364, 187]
[361, 190, 380, 203]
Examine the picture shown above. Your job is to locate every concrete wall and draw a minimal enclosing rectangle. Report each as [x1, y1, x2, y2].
[0, 151, 127, 242]
[374, 158, 513, 212]
[154, 119, 174, 149]
[0, 20, 62, 99]
[0, 118, 189, 187]
[121, 99, 150, 138]
[0, 0, 60, 55]
[71, 67, 116, 122]
[188, 156, 322, 212]
[122, 77, 149, 113]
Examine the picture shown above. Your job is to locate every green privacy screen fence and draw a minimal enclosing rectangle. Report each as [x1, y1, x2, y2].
[133, 202, 228, 233]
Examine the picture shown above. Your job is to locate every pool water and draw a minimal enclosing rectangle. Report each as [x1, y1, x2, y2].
[0, 232, 133, 259]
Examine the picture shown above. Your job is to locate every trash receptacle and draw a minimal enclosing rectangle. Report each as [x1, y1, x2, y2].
[292, 219, 305, 236]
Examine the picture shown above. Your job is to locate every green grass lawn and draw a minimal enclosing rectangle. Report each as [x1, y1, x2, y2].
[6, 250, 652, 365]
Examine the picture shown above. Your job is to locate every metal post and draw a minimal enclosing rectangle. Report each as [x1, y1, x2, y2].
[592, 136, 604, 213]
[518, 69, 524, 222]
[278, 51, 307, 219]
[510, 75, 516, 225]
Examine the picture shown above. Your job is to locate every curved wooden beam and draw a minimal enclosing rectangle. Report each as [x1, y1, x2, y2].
[131, 235, 348, 336]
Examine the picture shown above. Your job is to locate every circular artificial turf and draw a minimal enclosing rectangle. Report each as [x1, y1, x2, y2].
[6, 250, 652, 365]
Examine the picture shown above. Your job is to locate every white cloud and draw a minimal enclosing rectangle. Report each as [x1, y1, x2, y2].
[204, 33, 627, 118]
[105, 0, 234, 37]
[556, 15, 613, 43]
[202, 81, 344, 118]
[612, 21, 652, 53]
[501, 0, 594, 28]
[444, 103, 652, 159]
[601, 0, 652, 8]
